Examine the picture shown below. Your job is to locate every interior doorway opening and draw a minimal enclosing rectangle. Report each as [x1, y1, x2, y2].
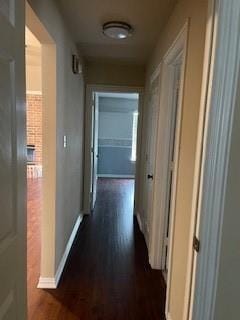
[26, 2, 57, 317]
[91, 91, 140, 212]
[25, 25, 43, 312]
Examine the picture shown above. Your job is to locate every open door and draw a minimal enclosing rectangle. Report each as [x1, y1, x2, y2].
[91, 93, 99, 210]
[0, 0, 27, 318]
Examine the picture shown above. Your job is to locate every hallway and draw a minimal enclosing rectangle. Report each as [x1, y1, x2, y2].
[27, 178, 166, 320]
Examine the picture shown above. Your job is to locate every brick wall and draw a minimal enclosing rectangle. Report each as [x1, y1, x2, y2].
[26, 93, 42, 165]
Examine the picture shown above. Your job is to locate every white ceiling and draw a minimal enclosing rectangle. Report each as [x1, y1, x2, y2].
[57, 0, 177, 64]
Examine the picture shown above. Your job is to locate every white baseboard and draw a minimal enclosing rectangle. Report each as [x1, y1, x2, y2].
[136, 212, 151, 258]
[98, 174, 135, 179]
[166, 313, 173, 320]
[37, 213, 83, 289]
[136, 212, 143, 232]
[37, 277, 56, 289]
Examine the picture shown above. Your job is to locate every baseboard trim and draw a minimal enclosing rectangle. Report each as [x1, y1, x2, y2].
[136, 212, 143, 232]
[98, 174, 135, 179]
[37, 214, 83, 289]
[37, 277, 56, 289]
[166, 313, 173, 320]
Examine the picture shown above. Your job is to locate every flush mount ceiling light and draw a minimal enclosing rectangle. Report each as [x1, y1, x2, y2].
[102, 21, 133, 39]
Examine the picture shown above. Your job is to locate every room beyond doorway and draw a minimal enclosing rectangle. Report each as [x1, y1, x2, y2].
[25, 26, 43, 315]
[97, 92, 139, 179]
[84, 86, 143, 215]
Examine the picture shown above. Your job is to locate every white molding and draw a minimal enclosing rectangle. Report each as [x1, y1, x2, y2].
[96, 92, 139, 100]
[99, 145, 132, 149]
[145, 21, 189, 314]
[136, 212, 143, 232]
[37, 277, 56, 289]
[167, 313, 173, 320]
[150, 62, 161, 85]
[192, 1, 240, 319]
[26, 90, 42, 95]
[98, 174, 135, 179]
[38, 214, 83, 289]
[164, 20, 189, 319]
[183, 0, 216, 319]
[136, 212, 150, 251]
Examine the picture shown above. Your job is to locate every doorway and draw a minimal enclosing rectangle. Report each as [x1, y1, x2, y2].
[26, 2, 57, 317]
[84, 86, 143, 215]
[25, 25, 43, 313]
[91, 91, 140, 211]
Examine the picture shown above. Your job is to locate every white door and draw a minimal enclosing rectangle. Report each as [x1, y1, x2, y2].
[0, 0, 27, 319]
[162, 65, 181, 273]
[91, 93, 99, 210]
[145, 75, 160, 234]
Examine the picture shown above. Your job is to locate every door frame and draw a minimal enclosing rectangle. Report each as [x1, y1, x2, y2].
[148, 22, 189, 280]
[140, 66, 162, 246]
[161, 62, 182, 274]
[182, 0, 217, 318]
[26, 2, 58, 287]
[189, 0, 240, 319]
[83, 85, 144, 215]
[91, 92, 99, 210]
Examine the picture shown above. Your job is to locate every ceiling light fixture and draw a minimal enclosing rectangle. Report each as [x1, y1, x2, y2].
[102, 21, 133, 40]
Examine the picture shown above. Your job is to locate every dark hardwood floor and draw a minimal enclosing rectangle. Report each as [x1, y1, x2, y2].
[27, 178, 166, 320]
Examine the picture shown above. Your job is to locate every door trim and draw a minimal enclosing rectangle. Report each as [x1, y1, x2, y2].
[26, 2, 57, 284]
[83, 85, 144, 215]
[148, 22, 189, 277]
[183, 0, 217, 318]
[191, 0, 240, 319]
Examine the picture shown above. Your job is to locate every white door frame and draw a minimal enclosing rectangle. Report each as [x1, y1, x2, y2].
[161, 61, 182, 274]
[182, 0, 217, 318]
[83, 85, 144, 215]
[26, 3, 58, 288]
[189, 0, 240, 319]
[90, 92, 99, 210]
[142, 66, 161, 245]
[148, 22, 189, 280]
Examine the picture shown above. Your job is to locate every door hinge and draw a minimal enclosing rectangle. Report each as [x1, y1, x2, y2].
[193, 235, 200, 253]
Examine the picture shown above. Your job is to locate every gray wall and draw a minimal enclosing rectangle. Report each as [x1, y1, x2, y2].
[28, 0, 85, 276]
[98, 97, 138, 177]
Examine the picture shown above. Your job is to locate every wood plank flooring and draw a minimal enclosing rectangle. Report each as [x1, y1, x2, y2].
[27, 178, 166, 320]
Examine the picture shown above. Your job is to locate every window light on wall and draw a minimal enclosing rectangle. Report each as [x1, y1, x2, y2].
[131, 112, 138, 162]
